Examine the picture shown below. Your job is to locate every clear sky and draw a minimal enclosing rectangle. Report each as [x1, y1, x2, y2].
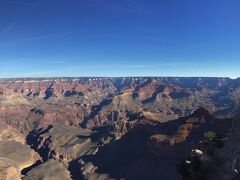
[0, 0, 240, 78]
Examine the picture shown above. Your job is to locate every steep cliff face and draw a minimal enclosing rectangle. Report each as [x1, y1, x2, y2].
[0, 125, 40, 180]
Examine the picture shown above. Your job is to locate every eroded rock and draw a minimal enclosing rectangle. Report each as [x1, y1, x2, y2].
[0, 125, 40, 180]
[24, 159, 71, 180]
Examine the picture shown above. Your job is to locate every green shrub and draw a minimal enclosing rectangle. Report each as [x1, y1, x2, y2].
[203, 131, 217, 140]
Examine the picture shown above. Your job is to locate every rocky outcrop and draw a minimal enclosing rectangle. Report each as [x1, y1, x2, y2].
[24, 159, 71, 180]
[0, 125, 40, 180]
[0, 141, 40, 173]
[26, 124, 111, 179]
[27, 124, 95, 164]
[0, 165, 20, 180]
[0, 125, 25, 144]
[147, 108, 232, 158]
[176, 114, 240, 179]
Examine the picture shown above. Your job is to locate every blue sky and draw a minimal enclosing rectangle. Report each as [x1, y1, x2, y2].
[0, 0, 240, 78]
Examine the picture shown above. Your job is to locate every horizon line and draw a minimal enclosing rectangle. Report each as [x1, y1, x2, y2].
[0, 76, 239, 80]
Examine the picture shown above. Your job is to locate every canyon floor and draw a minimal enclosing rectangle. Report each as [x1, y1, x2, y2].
[0, 77, 240, 180]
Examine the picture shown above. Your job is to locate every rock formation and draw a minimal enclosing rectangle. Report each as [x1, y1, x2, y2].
[24, 159, 71, 180]
[0, 125, 40, 180]
[0, 77, 239, 180]
[0, 77, 239, 134]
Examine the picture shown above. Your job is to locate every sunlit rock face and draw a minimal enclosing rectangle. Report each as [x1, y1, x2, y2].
[24, 159, 72, 180]
[0, 125, 40, 180]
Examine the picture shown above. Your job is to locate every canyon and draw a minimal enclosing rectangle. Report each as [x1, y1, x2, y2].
[0, 77, 240, 180]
